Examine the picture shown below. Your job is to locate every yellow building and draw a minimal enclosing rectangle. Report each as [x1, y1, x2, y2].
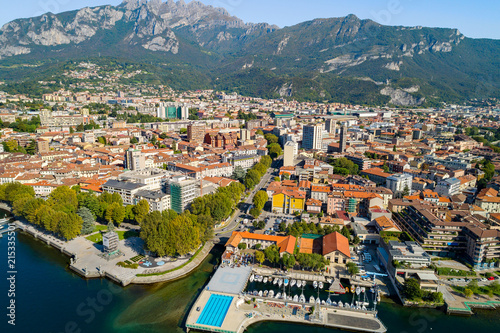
[272, 189, 306, 214]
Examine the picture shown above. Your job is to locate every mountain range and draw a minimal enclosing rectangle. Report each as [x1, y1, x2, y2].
[0, 0, 499, 106]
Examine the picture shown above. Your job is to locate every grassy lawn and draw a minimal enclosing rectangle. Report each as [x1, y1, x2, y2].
[86, 229, 140, 244]
[93, 224, 108, 233]
[436, 267, 475, 277]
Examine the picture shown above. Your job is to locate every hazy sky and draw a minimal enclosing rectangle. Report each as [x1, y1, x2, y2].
[1, 0, 499, 39]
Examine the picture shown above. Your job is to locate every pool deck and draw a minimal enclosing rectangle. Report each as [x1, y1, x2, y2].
[186, 289, 387, 333]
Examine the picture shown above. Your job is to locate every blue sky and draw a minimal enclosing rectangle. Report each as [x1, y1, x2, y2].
[1, 0, 499, 39]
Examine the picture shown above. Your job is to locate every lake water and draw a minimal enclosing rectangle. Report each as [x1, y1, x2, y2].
[1, 231, 499, 333]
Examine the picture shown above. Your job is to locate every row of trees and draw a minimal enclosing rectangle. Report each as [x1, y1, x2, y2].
[250, 190, 269, 218]
[0, 183, 152, 241]
[254, 245, 329, 271]
[140, 209, 213, 257]
[244, 155, 272, 189]
[190, 182, 245, 222]
[0, 183, 83, 240]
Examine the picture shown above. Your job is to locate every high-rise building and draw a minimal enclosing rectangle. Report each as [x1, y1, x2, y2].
[157, 103, 190, 120]
[125, 148, 145, 171]
[340, 125, 348, 153]
[169, 176, 199, 213]
[303, 124, 323, 150]
[283, 141, 298, 167]
[187, 122, 206, 144]
[325, 119, 336, 134]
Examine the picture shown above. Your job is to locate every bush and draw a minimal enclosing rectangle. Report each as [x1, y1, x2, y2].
[238, 243, 247, 250]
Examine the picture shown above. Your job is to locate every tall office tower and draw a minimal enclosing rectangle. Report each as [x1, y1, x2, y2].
[157, 103, 190, 120]
[187, 122, 206, 144]
[340, 125, 348, 153]
[283, 141, 298, 167]
[169, 176, 199, 214]
[125, 148, 145, 171]
[303, 124, 323, 150]
[325, 119, 336, 134]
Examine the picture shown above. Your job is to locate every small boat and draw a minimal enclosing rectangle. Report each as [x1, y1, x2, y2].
[258, 290, 263, 297]
[326, 298, 332, 306]
[362, 305, 367, 311]
[296, 280, 302, 288]
[332, 301, 337, 306]
[313, 281, 318, 289]
[268, 290, 274, 298]
[351, 287, 355, 293]
[273, 278, 278, 285]
[290, 279, 296, 287]
[361, 287, 366, 293]
[309, 296, 315, 304]
[278, 279, 283, 287]
[293, 295, 299, 302]
[316, 298, 321, 305]
[302, 280, 307, 287]
[257, 275, 263, 282]
[338, 301, 343, 307]
[264, 290, 269, 297]
[253, 290, 258, 296]
[344, 303, 350, 308]
[318, 281, 324, 289]
[263, 277, 268, 284]
[249, 274, 255, 282]
[276, 292, 281, 299]
[327, 278, 333, 284]
[356, 287, 361, 295]
[345, 287, 349, 293]
[299, 294, 306, 303]
[370, 287, 375, 293]
[321, 300, 325, 305]
[284, 279, 289, 287]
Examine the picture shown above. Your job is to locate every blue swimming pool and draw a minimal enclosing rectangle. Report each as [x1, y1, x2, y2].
[196, 294, 233, 327]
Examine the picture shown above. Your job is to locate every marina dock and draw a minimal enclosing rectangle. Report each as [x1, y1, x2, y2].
[185, 266, 386, 333]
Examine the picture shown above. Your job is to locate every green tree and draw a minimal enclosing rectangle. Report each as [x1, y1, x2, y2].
[48, 186, 78, 214]
[403, 278, 422, 300]
[341, 226, 351, 240]
[133, 200, 150, 224]
[464, 288, 473, 298]
[255, 250, 265, 264]
[57, 213, 83, 240]
[264, 245, 280, 265]
[268, 143, 283, 159]
[347, 262, 359, 276]
[130, 137, 138, 144]
[232, 166, 246, 182]
[256, 129, 264, 136]
[253, 191, 268, 211]
[77, 207, 95, 235]
[238, 243, 247, 250]
[264, 133, 279, 145]
[281, 253, 296, 269]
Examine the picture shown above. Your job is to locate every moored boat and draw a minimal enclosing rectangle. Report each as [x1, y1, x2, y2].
[296, 280, 302, 288]
[263, 277, 268, 284]
[299, 294, 306, 303]
[318, 281, 324, 289]
[290, 279, 296, 287]
[284, 279, 289, 287]
[249, 274, 254, 282]
[309, 296, 315, 304]
[313, 280, 318, 289]
[268, 290, 274, 298]
[293, 295, 299, 302]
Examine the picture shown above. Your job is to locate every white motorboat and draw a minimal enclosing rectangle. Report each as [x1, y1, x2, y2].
[326, 298, 332, 306]
[318, 281, 324, 289]
[264, 290, 269, 297]
[303, 280, 307, 287]
[276, 292, 281, 299]
[268, 290, 274, 298]
[253, 290, 258, 296]
[282, 293, 287, 300]
[309, 296, 315, 304]
[257, 275, 263, 282]
[321, 300, 325, 305]
[293, 295, 299, 302]
[278, 279, 283, 287]
[258, 290, 263, 297]
[332, 301, 337, 306]
[290, 279, 296, 287]
[263, 277, 268, 284]
[249, 274, 254, 282]
[356, 287, 361, 295]
[338, 301, 343, 307]
[313, 281, 318, 289]
[273, 278, 278, 285]
[284, 279, 289, 287]
[316, 298, 321, 305]
[296, 280, 302, 288]
[326, 278, 333, 284]
[299, 294, 306, 303]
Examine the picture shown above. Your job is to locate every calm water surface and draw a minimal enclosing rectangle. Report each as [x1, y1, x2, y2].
[1, 231, 499, 333]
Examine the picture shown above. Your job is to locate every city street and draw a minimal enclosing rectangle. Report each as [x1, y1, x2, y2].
[214, 156, 282, 238]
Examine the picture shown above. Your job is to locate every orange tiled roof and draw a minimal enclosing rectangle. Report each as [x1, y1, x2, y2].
[225, 231, 296, 254]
